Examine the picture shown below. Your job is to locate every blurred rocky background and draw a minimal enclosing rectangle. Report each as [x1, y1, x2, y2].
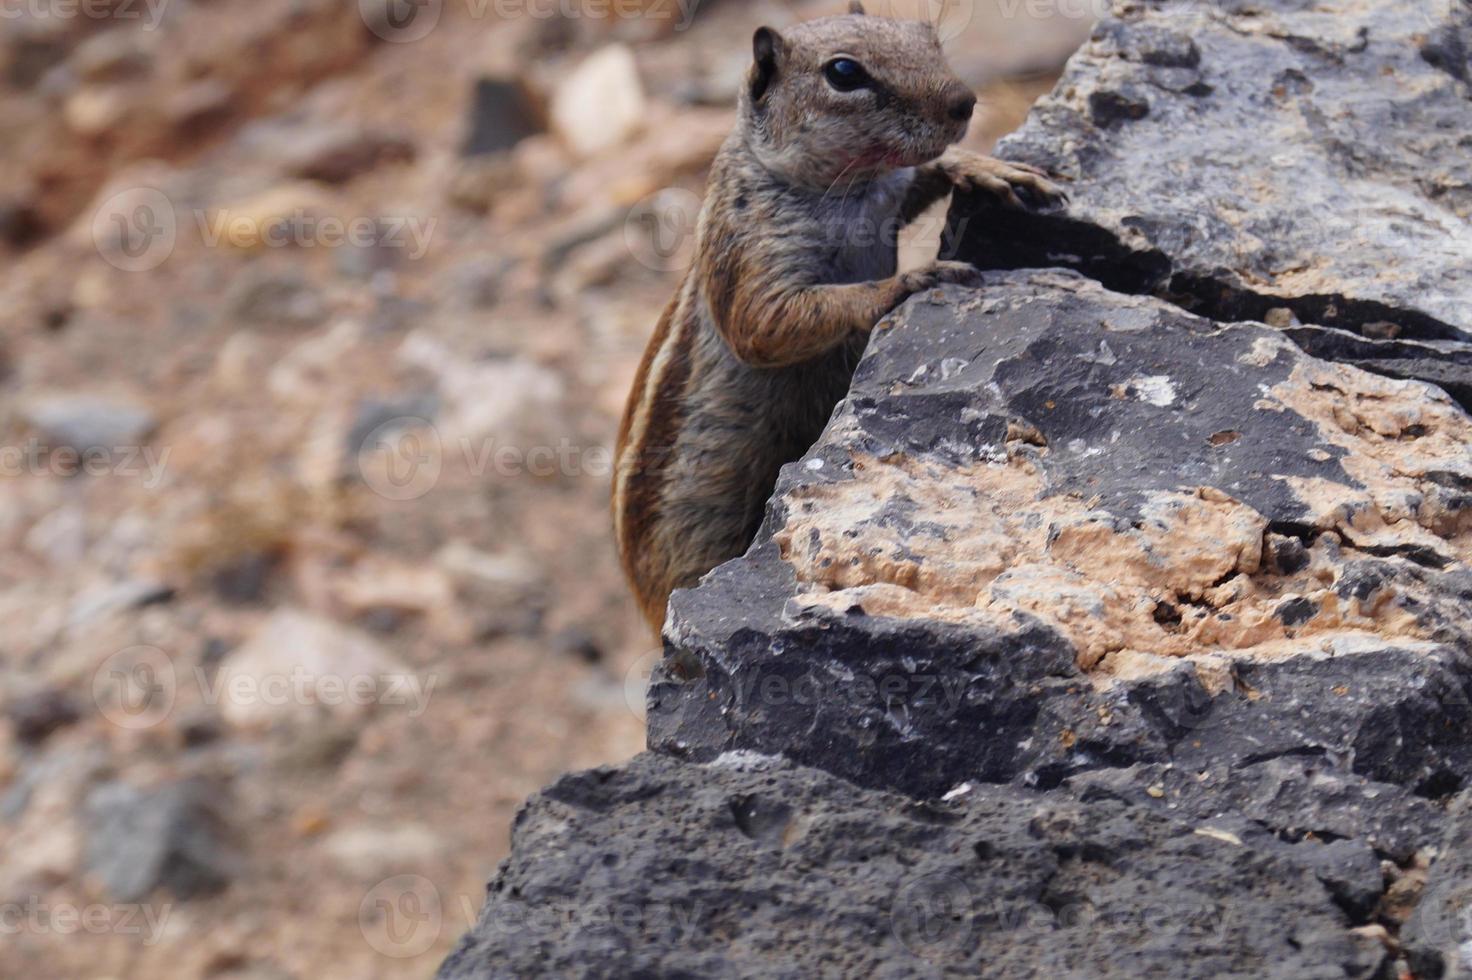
[0, 0, 1093, 976]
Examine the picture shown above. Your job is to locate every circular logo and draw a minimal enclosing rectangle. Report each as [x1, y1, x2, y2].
[1403, 873, 1472, 953]
[356, 416, 444, 502]
[92, 645, 177, 730]
[360, 875, 443, 958]
[891, 872, 974, 960]
[360, 0, 442, 43]
[623, 188, 703, 273]
[91, 187, 177, 272]
[622, 649, 664, 721]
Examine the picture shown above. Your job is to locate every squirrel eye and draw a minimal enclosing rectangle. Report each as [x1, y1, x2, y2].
[823, 58, 869, 92]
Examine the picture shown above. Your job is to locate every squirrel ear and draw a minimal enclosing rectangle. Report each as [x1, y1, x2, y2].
[750, 26, 786, 103]
[849, 2, 866, 14]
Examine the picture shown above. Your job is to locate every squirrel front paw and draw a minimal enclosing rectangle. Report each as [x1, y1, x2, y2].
[899, 260, 985, 296]
[941, 149, 1067, 210]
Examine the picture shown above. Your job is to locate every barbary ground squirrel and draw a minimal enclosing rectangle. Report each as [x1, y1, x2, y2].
[614, 3, 1063, 630]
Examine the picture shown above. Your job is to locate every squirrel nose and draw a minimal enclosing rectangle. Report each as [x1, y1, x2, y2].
[947, 91, 977, 123]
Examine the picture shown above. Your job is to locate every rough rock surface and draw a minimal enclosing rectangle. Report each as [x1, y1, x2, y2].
[439, 752, 1385, 980]
[1402, 792, 1472, 978]
[440, 1, 1472, 977]
[948, 0, 1472, 408]
[649, 271, 1472, 800]
[83, 779, 236, 902]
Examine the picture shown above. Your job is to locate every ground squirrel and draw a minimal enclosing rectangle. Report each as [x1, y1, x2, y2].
[614, 3, 1062, 630]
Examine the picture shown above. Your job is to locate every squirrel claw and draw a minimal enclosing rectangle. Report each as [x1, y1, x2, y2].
[900, 260, 984, 296]
[943, 151, 1067, 210]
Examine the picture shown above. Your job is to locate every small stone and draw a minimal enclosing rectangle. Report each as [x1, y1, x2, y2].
[280, 124, 416, 184]
[214, 609, 417, 728]
[1262, 307, 1297, 328]
[549, 45, 646, 158]
[435, 542, 540, 592]
[552, 627, 605, 665]
[7, 689, 81, 745]
[323, 824, 443, 877]
[367, 294, 430, 335]
[1267, 534, 1311, 575]
[266, 320, 363, 403]
[443, 258, 513, 310]
[397, 333, 565, 445]
[4, 26, 69, 88]
[1276, 596, 1319, 627]
[83, 780, 235, 902]
[461, 77, 544, 158]
[346, 393, 440, 458]
[1361, 321, 1402, 340]
[0, 196, 44, 248]
[64, 85, 132, 136]
[176, 710, 223, 748]
[208, 183, 337, 253]
[68, 580, 174, 628]
[293, 806, 332, 837]
[225, 268, 328, 329]
[166, 78, 236, 136]
[71, 29, 154, 83]
[211, 550, 283, 605]
[25, 505, 87, 565]
[23, 395, 157, 452]
[332, 559, 455, 619]
[446, 154, 522, 214]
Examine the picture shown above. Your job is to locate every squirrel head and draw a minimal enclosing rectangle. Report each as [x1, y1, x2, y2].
[741, 5, 977, 191]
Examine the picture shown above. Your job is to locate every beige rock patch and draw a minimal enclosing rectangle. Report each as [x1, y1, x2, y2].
[1263, 360, 1472, 565]
[776, 444, 1446, 676]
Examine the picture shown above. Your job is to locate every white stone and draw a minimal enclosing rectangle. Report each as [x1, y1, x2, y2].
[214, 609, 416, 728]
[550, 45, 646, 158]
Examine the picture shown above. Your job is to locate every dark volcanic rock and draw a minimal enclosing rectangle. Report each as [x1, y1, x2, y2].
[6, 687, 81, 745]
[279, 123, 416, 184]
[437, 752, 1385, 979]
[650, 272, 1472, 801]
[83, 779, 236, 902]
[1402, 793, 1472, 978]
[946, 0, 1472, 405]
[460, 77, 544, 158]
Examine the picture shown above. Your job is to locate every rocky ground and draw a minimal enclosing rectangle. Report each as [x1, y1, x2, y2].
[0, 1, 1093, 977]
[440, 1, 1472, 978]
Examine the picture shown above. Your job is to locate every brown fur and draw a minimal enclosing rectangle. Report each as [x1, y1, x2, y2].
[614, 8, 1062, 631]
